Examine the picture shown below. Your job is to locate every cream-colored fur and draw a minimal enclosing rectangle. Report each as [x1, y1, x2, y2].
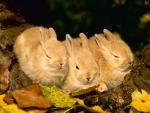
[14, 27, 68, 87]
[89, 29, 134, 92]
[62, 33, 99, 93]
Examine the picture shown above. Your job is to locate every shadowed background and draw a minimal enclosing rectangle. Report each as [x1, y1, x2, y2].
[6, 0, 150, 51]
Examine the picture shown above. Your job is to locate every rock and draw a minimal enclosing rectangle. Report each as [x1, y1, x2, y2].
[0, 24, 33, 49]
[8, 64, 32, 92]
[0, 50, 12, 67]
[142, 44, 150, 66]
[0, 1, 25, 23]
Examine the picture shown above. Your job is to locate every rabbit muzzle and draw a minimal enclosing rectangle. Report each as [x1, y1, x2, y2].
[119, 64, 133, 73]
[85, 72, 98, 84]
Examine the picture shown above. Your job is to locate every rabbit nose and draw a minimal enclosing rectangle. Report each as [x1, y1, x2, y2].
[59, 63, 63, 69]
[129, 61, 133, 66]
[86, 77, 91, 82]
[60, 63, 63, 66]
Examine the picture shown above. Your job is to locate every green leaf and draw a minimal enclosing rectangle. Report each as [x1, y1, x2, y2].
[71, 85, 96, 96]
[129, 108, 140, 113]
[115, 108, 126, 113]
[40, 85, 76, 108]
[40, 85, 108, 113]
[3, 109, 11, 113]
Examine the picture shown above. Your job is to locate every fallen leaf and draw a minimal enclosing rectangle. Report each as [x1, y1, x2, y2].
[130, 89, 150, 112]
[0, 64, 9, 94]
[12, 89, 52, 108]
[76, 99, 108, 113]
[20, 83, 41, 95]
[26, 109, 48, 113]
[40, 85, 76, 108]
[3, 93, 15, 104]
[0, 94, 7, 107]
[0, 94, 32, 113]
[40, 85, 108, 113]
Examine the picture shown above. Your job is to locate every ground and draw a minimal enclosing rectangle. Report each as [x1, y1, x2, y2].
[0, 1, 150, 113]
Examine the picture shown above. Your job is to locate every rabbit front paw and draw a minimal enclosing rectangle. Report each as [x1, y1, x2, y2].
[96, 82, 108, 92]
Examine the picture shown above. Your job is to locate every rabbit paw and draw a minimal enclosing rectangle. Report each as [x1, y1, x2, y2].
[96, 82, 108, 92]
[64, 89, 71, 95]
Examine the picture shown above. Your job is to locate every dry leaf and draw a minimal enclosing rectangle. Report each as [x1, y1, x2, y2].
[3, 93, 15, 104]
[0, 94, 32, 113]
[12, 89, 51, 108]
[0, 64, 9, 94]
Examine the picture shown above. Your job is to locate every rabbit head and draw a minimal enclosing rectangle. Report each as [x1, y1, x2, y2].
[95, 29, 134, 73]
[39, 27, 67, 74]
[65, 33, 99, 85]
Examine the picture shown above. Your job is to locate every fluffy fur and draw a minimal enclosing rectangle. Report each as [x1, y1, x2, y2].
[14, 27, 68, 87]
[62, 33, 99, 93]
[89, 29, 134, 92]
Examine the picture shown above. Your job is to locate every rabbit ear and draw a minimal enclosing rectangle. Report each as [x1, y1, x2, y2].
[39, 27, 51, 58]
[103, 29, 113, 40]
[95, 34, 102, 47]
[39, 27, 47, 44]
[48, 27, 57, 40]
[79, 33, 89, 48]
[66, 34, 73, 56]
[95, 34, 107, 50]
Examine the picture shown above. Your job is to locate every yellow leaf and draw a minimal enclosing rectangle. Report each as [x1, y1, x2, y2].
[131, 89, 147, 100]
[0, 94, 7, 107]
[40, 85, 76, 108]
[0, 94, 33, 113]
[130, 89, 150, 112]
[140, 13, 150, 23]
[76, 98, 108, 113]
[40, 85, 107, 112]
[78, 111, 84, 113]
[89, 105, 108, 113]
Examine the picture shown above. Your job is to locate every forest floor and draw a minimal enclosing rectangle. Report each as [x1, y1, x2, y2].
[0, 1, 150, 113]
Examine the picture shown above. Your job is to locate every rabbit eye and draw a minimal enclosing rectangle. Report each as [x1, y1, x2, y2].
[45, 53, 51, 59]
[113, 55, 119, 58]
[80, 42, 83, 47]
[42, 46, 51, 59]
[111, 52, 119, 58]
[76, 65, 79, 70]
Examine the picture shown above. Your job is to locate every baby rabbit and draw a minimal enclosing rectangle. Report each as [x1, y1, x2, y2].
[14, 27, 68, 87]
[89, 29, 134, 92]
[62, 33, 99, 93]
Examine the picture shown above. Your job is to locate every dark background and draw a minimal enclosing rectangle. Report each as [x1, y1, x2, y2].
[6, 0, 150, 51]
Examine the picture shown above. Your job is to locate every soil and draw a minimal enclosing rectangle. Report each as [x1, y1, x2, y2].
[0, 1, 149, 113]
